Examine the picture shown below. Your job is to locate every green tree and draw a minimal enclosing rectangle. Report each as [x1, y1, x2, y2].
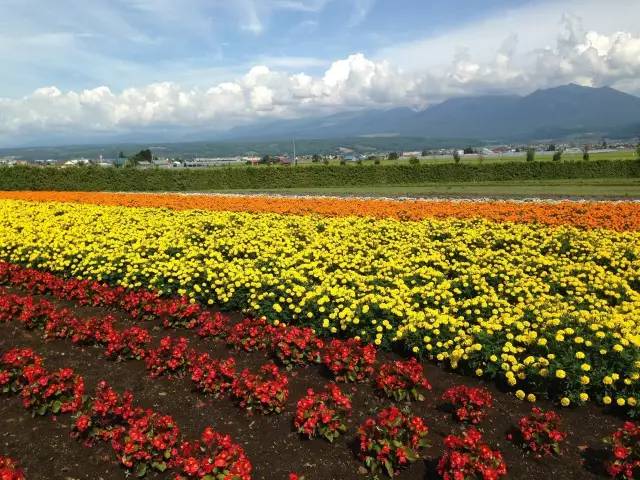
[546, 144, 556, 152]
[388, 152, 399, 161]
[636, 143, 640, 159]
[126, 149, 152, 167]
[311, 154, 321, 163]
[463, 147, 474, 154]
[118, 151, 126, 158]
[453, 150, 461, 164]
[526, 148, 536, 162]
[260, 155, 272, 164]
[582, 145, 590, 161]
[553, 149, 563, 162]
[408, 156, 420, 165]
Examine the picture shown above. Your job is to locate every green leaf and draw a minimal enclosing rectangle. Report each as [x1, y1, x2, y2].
[152, 461, 167, 472]
[135, 463, 147, 477]
[52, 400, 62, 413]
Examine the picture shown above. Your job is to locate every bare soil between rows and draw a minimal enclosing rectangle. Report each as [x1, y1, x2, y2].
[0, 289, 625, 480]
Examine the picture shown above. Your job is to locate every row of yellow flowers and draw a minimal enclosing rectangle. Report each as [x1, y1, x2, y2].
[1, 199, 639, 412]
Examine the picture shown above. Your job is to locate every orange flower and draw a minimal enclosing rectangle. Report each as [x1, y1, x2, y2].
[0, 191, 638, 231]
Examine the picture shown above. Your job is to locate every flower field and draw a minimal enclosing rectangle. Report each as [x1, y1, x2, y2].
[0, 194, 639, 479]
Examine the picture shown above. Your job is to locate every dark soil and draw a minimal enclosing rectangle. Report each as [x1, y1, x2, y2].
[0, 290, 624, 480]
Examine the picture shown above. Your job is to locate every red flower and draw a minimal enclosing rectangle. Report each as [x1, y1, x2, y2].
[0, 455, 26, 480]
[322, 338, 377, 383]
[442, 385, 493, 425]
[438, 428, 507, 480]
[357, 406, 429, 477]
[606, 421, 640, 479]
[375, 358, 431, 402]
[231, 362, 289, 414]
[294, 383, 351, 442]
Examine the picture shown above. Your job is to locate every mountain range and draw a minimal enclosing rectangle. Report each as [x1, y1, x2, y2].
[224, 84, 640, 142]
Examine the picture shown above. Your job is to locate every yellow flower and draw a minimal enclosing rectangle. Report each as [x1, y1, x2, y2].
[555, 369, 566, 379]
[527, 393, 536, 403]
[603, 396, 612, 405]
[603, 376, 613, 385]
[579, 393, 589, 402]
[560, 397, 570, 407]
[617, 398, 626, 407]
[515, 390, 525, 400]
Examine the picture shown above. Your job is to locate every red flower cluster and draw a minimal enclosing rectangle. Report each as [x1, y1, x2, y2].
[0, 348, 44, 394]
[104, 326, 152, 361]
[2, 349, 253, 479]
[375, 357, 432, 402]
[226, 318, 277, 352]
[145, 336, 191, 378]
[606, 421, 640, 479]
[114, 411, 181, 476]
[294, 383, 352, 442]
[0, 262, 230, 334]
[357, 406, 429, 477]
[73, 381, 140, 446]
[0, 456, 26, 480]
[442, 386, 493, 424]
[196, 311, 229, 339]
[21, 367, 84, 416]
[173, 426, 252, 479]
[438, 427, 507, 480]
[322, 338, 377, 383]
[509, 407, 567, 458]
[190, 353, 237, 398]
[231, 362, 289, 414]
[273, 326, 324, 368]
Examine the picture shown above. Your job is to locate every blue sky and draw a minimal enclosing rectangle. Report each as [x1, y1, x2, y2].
[1, 0, 536, 95]
[0, 0, 639, 145]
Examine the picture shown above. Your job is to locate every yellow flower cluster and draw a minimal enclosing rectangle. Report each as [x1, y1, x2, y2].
[1, 199, 639, 409]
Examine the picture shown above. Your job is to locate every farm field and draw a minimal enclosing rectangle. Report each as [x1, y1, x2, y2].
[200, 177, 640, 199]
[1, 194, 639, 480]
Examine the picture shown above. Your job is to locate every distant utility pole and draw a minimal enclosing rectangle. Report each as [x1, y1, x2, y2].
[292, 138, 297, 166]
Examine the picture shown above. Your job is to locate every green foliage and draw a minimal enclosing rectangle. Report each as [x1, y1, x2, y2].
[0, 160, 637, 192]
[636, 143, 640, 159]
[387, 152, 399, 161]
[311, 154, 321, 163]
[552, 150, 563, 162]
[408, 156, 420, 165]
[453, 150, 461, 164]
[526, 148, 536, 162]
[127, 149, 152, 167]
[583, 145, 590, 161]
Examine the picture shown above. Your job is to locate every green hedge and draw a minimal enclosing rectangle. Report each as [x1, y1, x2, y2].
[1, 159, 638, 191]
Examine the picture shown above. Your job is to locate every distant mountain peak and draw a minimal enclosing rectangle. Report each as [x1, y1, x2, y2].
[222, 83, 640, 142]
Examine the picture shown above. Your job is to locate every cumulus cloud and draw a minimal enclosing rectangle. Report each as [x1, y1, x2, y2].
[1, 18, 640, 144]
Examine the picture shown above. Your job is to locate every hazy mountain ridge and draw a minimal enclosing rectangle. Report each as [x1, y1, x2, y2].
[224, 84, 640, 141]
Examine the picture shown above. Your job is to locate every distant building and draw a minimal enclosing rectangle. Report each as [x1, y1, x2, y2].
[184, 157, 244, 167]
[401, 151, 422, 157]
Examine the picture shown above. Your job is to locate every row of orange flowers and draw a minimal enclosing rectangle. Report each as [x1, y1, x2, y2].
[0, 190, 639, 230]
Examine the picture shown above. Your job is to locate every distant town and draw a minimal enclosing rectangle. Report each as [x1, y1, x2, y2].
[0, 138, 638, 168]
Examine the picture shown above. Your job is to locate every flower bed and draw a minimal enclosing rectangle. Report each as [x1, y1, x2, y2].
[0, 199, 639, 411]
[2, 191, 640, 231]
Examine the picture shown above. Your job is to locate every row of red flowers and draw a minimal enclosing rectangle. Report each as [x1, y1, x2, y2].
[1, 263, 639, 478]
[0, 261, 439, 405]
[0, 347, 252, 479]
[0, 289, 291, 415]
